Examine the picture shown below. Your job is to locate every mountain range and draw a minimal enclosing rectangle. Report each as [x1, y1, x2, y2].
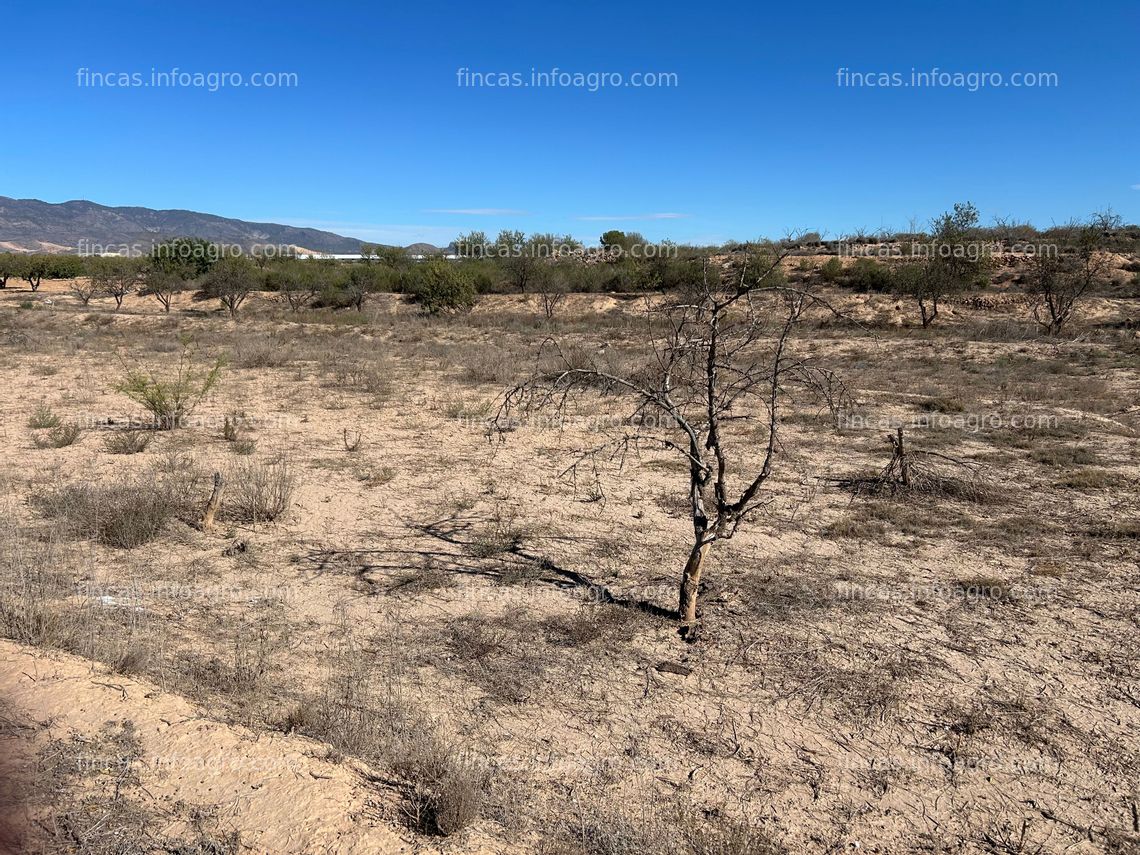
[0, 196, 372, 254]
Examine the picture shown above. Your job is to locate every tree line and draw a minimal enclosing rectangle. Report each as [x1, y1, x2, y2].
[0, 207, 1132, 331]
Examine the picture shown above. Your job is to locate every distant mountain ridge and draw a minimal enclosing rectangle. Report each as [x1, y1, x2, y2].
[0, 196, 369, 254]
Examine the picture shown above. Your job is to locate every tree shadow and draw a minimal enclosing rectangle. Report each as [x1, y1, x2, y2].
[297, 512, 677, 621]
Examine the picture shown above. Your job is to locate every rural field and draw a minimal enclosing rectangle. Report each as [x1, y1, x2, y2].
[0, 252, 1137, 854]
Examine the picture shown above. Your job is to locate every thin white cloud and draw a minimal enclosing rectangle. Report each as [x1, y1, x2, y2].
[423, 208, 530, 216]
[576, 212, 690, 221]
[1131, 184, 1140, 190]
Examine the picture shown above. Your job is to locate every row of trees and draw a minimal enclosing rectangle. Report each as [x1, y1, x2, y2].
[0, 239, 476, 318]
[816, 204, 1123, 333]
[0, 253, 85, 291]
[171, 241, 476, 317]
[0, 208, 1127, 330]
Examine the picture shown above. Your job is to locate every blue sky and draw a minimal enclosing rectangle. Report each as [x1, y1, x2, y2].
[2, 0, 1137, 246]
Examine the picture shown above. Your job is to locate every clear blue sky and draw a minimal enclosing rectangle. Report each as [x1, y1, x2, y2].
[3, 0, 1137, 246]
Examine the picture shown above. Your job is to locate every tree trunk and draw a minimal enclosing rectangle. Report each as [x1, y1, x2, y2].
[678, 540, 710, 625]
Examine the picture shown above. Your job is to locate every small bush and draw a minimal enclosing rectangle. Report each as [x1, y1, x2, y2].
[227, 456, 296, 522]
[28, 404, 62, 429]
[115, 340, 222, 429]
[33, 423, 82, 449]
[404, 259, 477, 314]
[419, 756, 488, 836]
[846, 258, 892, 292]
[103, 430, 154, 455]
[301, 634, 489, 837]
[36, 477, 182, 548]
[467, 506, 525, 558]
[1030, 445, 1100, 467]
[820, 257, 843, 283]
[231, 438, 257, 456]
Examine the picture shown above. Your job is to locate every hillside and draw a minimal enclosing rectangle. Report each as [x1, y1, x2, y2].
[0, 196, 365, 254]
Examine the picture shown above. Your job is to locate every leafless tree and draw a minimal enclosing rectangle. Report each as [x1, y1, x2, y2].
[495, 249, 847, 630]
[534, 263, 569, 323]
[68, 275, 100, 306]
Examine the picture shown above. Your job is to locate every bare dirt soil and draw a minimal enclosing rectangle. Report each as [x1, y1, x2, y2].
[0, 279, 1138, 854]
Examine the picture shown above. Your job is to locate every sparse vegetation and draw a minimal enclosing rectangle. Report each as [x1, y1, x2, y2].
[27, 403, 62, 429]
[32, 421, 82, 448]
[227, 456, 296, 522]
[103, 429, 154, 454]
[35, 476, 184, 548]
[115, 339, 223, 429]
[1, 216, 1138, 855]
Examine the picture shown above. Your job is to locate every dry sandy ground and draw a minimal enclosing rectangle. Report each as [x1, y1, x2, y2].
[0, 278, 1138, 854]
[0, 640, 477, 854]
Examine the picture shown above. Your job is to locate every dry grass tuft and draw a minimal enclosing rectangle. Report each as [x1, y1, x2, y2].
[226, 456, 296, 522]
[33, 422, 83, 449]
[35, 476, 183, 548]
[104, 430, 154, 455]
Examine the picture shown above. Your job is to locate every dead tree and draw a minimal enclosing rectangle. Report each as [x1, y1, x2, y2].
[836, 427, 988, 502]
[496, 250, 846, 630]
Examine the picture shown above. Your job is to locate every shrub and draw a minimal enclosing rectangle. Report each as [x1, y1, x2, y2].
[820, 257, 843, 283]
[404, 260, 477, 313]
[231, 438, 257, 456]
[115, 340, 222, 429]
[28, 404, 62, 429]
[227, 456, 296, 522]
[847, 258, 892, 292]
[36, 477, 182, 548]
[420, 756, 488, 836]
[103, 430, 154, 455]
[33, 423, 82, 449]
[299, 632, 489, 836]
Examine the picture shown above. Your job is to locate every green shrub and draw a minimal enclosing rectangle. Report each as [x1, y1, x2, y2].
[28, 404, 62, 429]
[404, 260, 477, 314]
[115, 340, 222, 429]
[847, 258, 892, 292]
[820, 257, 843, 283]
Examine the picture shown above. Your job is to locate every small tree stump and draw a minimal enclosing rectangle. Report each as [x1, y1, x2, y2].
[201, 472, 225, 531]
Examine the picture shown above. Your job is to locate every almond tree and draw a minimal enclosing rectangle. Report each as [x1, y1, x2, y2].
[496, 248, 846, 630]
[894, 202, 990, 327]
[140, 267, 188, 313]
[142, 238, 217, 312]
[20, 254, 52, 291]
[195, 254, 261, 318]
[0, 253, 22, 289]
[1026, 210, 1119, 334]
[90, 256, 142, 309]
